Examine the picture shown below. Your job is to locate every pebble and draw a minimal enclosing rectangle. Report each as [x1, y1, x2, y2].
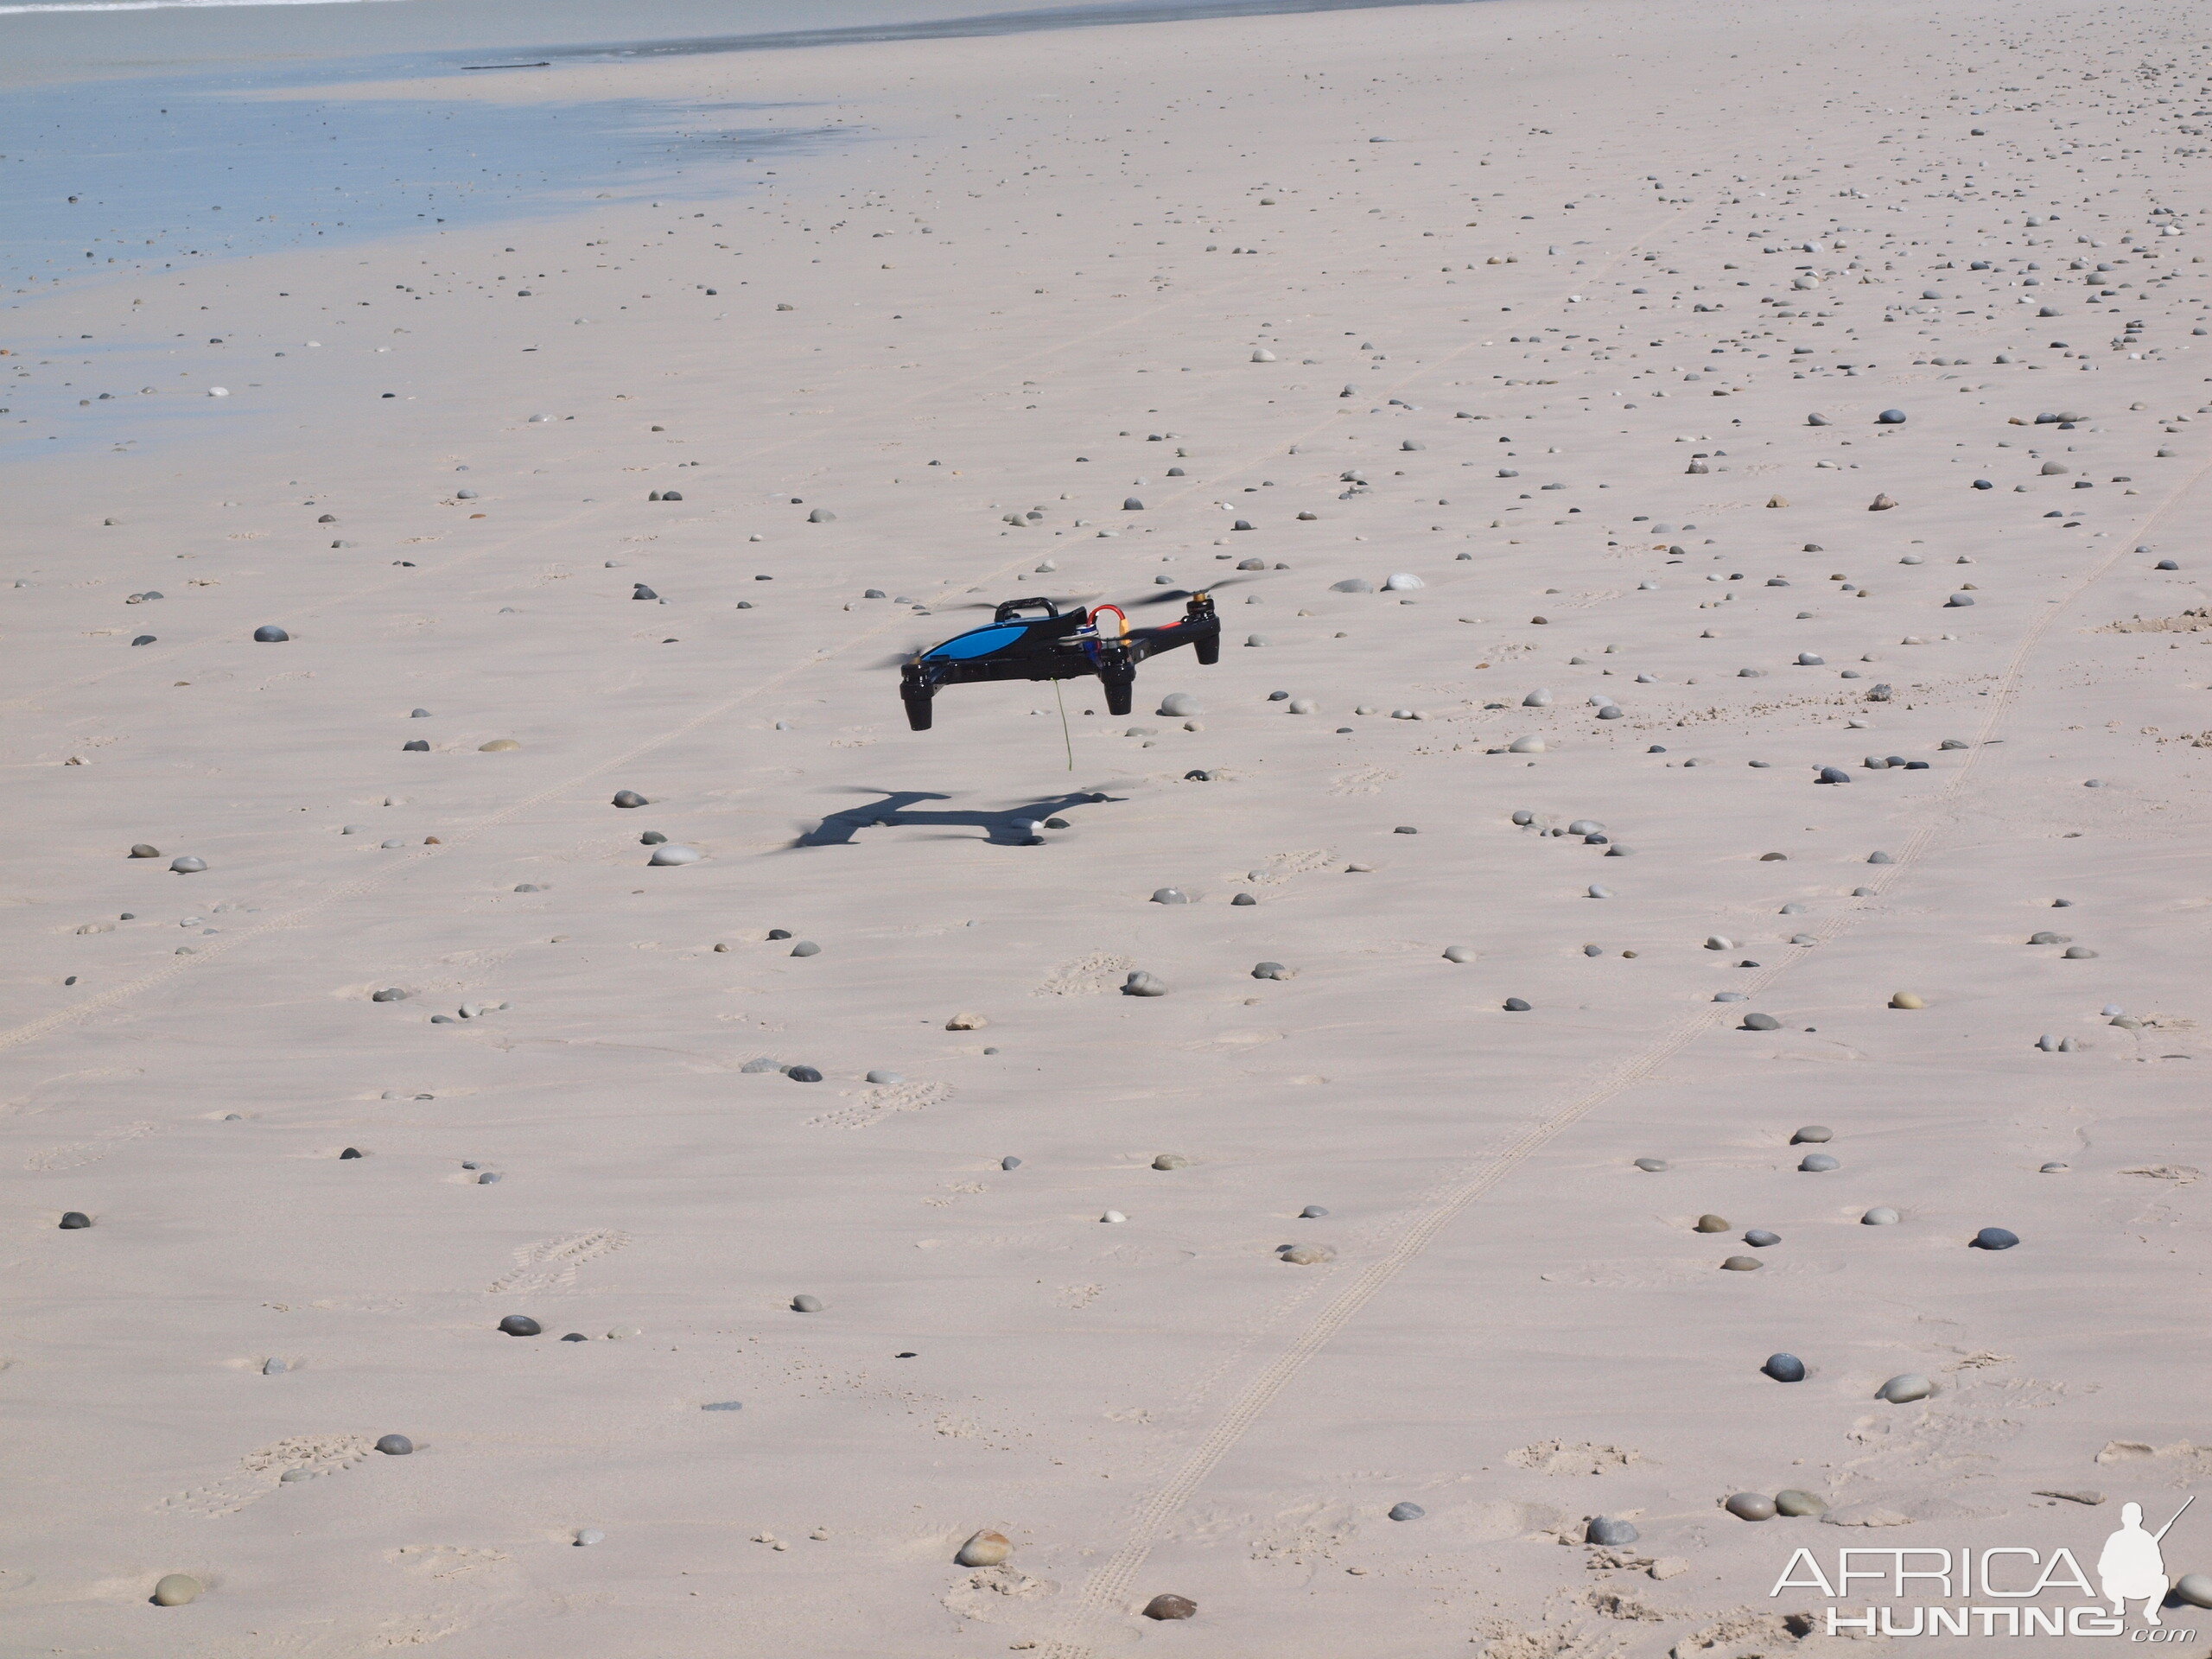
[1508, 736, 1546, 753]
[1799, 1154, 1840, 1173]
[1694, 1214, 1732, 1232]
[2175, 1575, 2212, 1611]
[129, 843, 161, 858]
[1890, 992, 1926, 1009]
[867, 1070, 904, 1085]
[702, 1401, 743, 1411]
[1503, 997, 1532, 1012]
[372, 988, 408, 1001]
[1001, 1155, 1023, 1171]
[1586, 1517, 1638, 1546]
[1150, 887, 1190, 905]
[648, 845, 702, 866]
[1791, 1126, 1832, 1144]
[957, 1530, 1013, 1567]
[575, 1529, 607, 1547]
[1230, 893, 1257, 906]
[152, 1574, 202, 1607]
[1442, 946, 1474, 963]
[1300, 1205, 1329, 1218]
[479, 738, 521, 752]
[1972, 1226, 2020, 1250]
[375, 1434, 414, 1455]
[1142, 1594, 1198, 1621]
[1744, 1229, 1781, 1248]
[1741, 1012, 1782, 1031]
[1123, 971, 1169, 996]
[786, 1065, 823, 1083]
[1775, 1491, 1829, 1517]
[1153, 1153, 1191, 1170]
[1720, 1255, 1764, 1271]
[1251, 961, 1292, 980]
[2039, 1162, 2069, 1174]
[1279, 1243, 1334, 1264]
[1388, 1502, 1426, 1522]
[791, 941, 821, 957]
[1862, 1207, 1901, 1225]
[1588, 885, 1613, 899]
[253, 625, 290, 643]
[1764, 1353, 1807, 1382]
[1633, 1157, 1669, 1173]
[170, 855, 207, 874]
[1159, 693, 1203, 716]
[1102, 1211, 1128, 1225]
[498, 1315, 542, 1336]
[1726, 1492, 1779, 1521]
[791, 1294, 824, 1313]
[1877, 1373, 1934, 1403]
[612, 790, 647, 808]
[59, 1211, 92, 1229]
[2063, 945, 2098, 959]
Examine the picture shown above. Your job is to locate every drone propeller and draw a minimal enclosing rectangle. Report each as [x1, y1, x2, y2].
[926, 591, 1104, 614]
[1125, 575, 1262, 607]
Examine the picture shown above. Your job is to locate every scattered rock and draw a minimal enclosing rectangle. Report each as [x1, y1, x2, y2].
[1862, 1207, 1901, 1226]
[1586, 1518, 1639, 1547]
[1973, 1227, 2020, 1250]
[498, 1314, 542, 1337]
[1764, 1354, 1807, 1382]
[1122, 971, 1169, 996]
[1876, 1373, 1934, 1403]
[152, 1574, 201, 1607]
[1388, 1502, 1426, 1522]
[252, 625, 289, 643]
[1280, 1243, 1335, 1265]
[649, 845, 702, 866]
[1726, 1492, 1779, 1521]
[1776, 1491, 1829, 1517]
[59, 1211, 92, 1230]
[791, 1294, 823, 1313]
[1142, 1594, 1197, 1621]
[1694, 1214, 1732, 1233]
[957, 1530, 1013, 1567]
[1800, 1154, 1840, 1173]
[376, 1434, 414, 1455]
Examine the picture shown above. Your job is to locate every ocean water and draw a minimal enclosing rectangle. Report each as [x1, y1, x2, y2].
[1, 0, 1476, 296]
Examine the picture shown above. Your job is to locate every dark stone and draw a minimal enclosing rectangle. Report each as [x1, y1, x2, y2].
[1972, 1227, 2019, 1250]
[1764, 1353, 1807, 1382]
[375, 1434, 414, 1455]
[498, 1314, 542, 1336]
[767, 929, 793, 940]
[1142, 1595, 1197, 1621]
[632, 584, 658, 601]
[1389, 1502, 1426, 1521]
[613, 790, 647, 808]
[404, 739, 430, 751]
[561, 1332, 588, 1342]
[787, 1065, 823, 1082]
[1586, 1517, 1638, 1546]
[253, 625, 290, 643]
[340, 1147, 363, 1160]
[59, 1211, 92, 1230]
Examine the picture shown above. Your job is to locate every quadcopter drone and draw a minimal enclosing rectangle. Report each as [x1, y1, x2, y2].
[899, 592, 1219, 731]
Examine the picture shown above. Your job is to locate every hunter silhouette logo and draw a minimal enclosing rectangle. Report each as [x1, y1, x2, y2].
[1771, 1496, 2202, 1639]
[2102, 1499, 2192, 1628]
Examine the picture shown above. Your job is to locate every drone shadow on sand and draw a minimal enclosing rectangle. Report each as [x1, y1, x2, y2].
[788, 787, 1115, 849]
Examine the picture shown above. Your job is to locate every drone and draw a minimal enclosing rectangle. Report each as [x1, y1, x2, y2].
[899, 592, 1219, 731]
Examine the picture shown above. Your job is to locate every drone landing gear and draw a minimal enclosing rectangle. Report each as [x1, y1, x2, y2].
[1099, 658, 1135, 717]
[1194, 633, 1220, 667]
[900, 681, 935, 732]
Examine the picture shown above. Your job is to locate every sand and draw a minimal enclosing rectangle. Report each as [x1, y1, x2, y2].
[6, 0, 2212, 1653]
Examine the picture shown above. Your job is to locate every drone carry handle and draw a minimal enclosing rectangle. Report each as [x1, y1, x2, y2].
[993, 597, 1064, 621]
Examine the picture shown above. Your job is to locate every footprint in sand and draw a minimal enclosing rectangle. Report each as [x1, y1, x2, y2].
[156, 1433, 375, 1518]
[804, 1078, 951, 1129]
[22, 1121, 156, 1173]
[1033, 952, 1135, 997]
[486, 1229, 630, 1294]
[386, 1544, 515, 1580]
[1507, 1440, 1649, 1476]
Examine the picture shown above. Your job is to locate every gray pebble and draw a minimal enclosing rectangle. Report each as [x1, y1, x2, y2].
[1123, 970, 1169, 996]
[1388, 1502, 1426, 1522]
[1818, 766, 1852, 785]
[1151, 887, 1190, 905]
[702, 1401, 743, 1411]
[1231, 893, 1256, 906]
[612, 790, 647, 808]
[1694, 1215, 1731, 1233]
[375, 1434, 414, 1455]
[1867, 851, 1894, 864]
[1744, 1229, 1781, 1248]
[1862, 1206, 1901, 1225]
[575, 1528, 607, 1546]
[2174, 1574, 2212, 1610]
[741, 1057, 785, 1074]
[60, 1211, 92, 1229]
[1726, 1492, 1779, 1522]
[1776, 1491, 1828, 1517]
[2063, 945, 2098, 959]
[169, 856, 207, 874]
[1764, 1353, 1807, 1382]
[253, 625, 290, 643]
[786, 1065, 823, 1083]
[372, 988, 408, 1001]
[1972, 1226, 2019, 1250]
[1721, 1255, 1764, 1271]
[1332, 578, 1375, 594]
[262, 1356, 288, 1376]
[498, 1314, 542, 1337]
[1586, 1517, 1638, 1546]
[404, 739, 429, 751]
[1001, 1156, 1022, 1170]
[790, 941, 820, 957]
[129, 844, 162, 858]
[1799, 1154, 1840, 1173]
[1588, 884, 1614, 898]
[866, 1070, 903, 1085]
[1442, 946, 1474, 963]
[1300, 1205, 1329, 1218]
[1791, 1126, 1833, 1144]
[1634, 1157, 1669, 1173]
[1251, 961, 1292, 980]
[1877, 1373, 1934, 1403]
[791, 1294, 823, 1313]
[2039, 1162, 2069, 1173]
[1503, 997, 1532, 1012]
[1742, 1012, 1782, 1031]
[1153, 1153, 1191, 1170]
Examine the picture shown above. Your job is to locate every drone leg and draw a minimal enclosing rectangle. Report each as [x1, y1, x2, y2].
[1100, 658, 1135, 717]
[900, 677, 936, 732]
[1194, 632, 1219, 666]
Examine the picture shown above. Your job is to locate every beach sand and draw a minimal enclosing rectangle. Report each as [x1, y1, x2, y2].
[6, 0, 2212, 1652]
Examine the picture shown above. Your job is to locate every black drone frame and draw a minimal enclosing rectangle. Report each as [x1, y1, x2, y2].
[899, 593, 1220, 731]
